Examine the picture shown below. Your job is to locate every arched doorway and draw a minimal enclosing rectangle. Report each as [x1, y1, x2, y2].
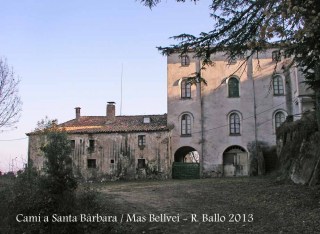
[172, 146, 200, 179]
[174, 146, 199, 163]
[223, 145, 248, 177]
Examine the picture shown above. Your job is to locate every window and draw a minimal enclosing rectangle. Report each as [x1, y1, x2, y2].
[273, 75, 284, 95]
[272, 50, 281, 62]
[110, 159, 114, 164]
[70, 140, 75, 149]
[88, 139, 95, 152]
[87, 159, 96, 168]
[138, 135, 146, 148]
[230, 113, 240, 135]
[228, 77, 240, 97]
[181, 114, 191, 136]
[275, 112, 286, 128]
[181, 79, 191, 98]
[143, 117, 150, 123]
[181, 55, 190, 66]
[138, 159, 146, 169]
[80, 139, 84, 154]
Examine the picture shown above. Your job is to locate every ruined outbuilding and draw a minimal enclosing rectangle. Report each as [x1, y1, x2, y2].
[28, 103, 171, 180]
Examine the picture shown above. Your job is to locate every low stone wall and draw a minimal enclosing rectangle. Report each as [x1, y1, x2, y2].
[276, 112, 320, 185]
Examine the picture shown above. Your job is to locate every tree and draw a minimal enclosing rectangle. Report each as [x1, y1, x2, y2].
[36, 118, 77, 198]
[140, 0, 320, 128]
[33, 119, 77, 233]
[7, 118, 111, 233]
[0, 58, 22, 131]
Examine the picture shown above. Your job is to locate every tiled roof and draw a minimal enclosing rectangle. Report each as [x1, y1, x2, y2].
[57, 114, 168, 134]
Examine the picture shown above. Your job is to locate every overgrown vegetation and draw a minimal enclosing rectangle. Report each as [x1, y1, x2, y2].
[276, 112, 320, 185]
[0, 121, 115, 233]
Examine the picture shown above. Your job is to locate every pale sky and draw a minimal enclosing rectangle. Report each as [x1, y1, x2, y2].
[0, 0, 212, 173]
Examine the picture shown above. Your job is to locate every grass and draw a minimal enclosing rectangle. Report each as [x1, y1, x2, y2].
[1, 175, 319, 233]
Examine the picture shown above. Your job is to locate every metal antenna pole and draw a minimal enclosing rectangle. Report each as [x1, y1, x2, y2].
[120, 63, 123, 115]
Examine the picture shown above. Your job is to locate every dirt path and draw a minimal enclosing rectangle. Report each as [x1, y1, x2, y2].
[98, 177, 320, 233]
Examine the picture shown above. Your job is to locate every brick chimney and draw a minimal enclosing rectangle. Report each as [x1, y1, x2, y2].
[75, 107, 81, 120]
[107, 102, 115, 121]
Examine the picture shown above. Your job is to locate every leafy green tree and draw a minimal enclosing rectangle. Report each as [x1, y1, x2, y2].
[140, 0, 320, 128]
[37, 119, 77, 216]
[9, 119, 78, 233]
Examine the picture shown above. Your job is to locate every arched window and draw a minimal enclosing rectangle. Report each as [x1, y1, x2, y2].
[275, 111, 286, 128]
[229, 113, 240, 135]
[181, 79, 191, 98]
[273, 75, 284, 95]
[181, 55, 190, 66]
[181, 114, 191, 136]
[228, 77, 240, 97]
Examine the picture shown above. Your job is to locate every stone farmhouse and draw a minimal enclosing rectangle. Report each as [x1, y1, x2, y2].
[27, 103, 172, 180]
[27, 49, 313, 179]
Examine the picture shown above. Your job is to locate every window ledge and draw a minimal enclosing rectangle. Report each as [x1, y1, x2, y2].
[181, 134, 192, 137]
[228, 96, 240, 98]
[229, 133, 241, 136]
[273, 94, 285, 96]
[180, 97, 192, 100]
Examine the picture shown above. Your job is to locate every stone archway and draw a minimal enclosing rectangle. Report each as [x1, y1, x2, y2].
[174, 146, 199, 163]
[172, 146, 200, 179]
[223, 145, 248, 177]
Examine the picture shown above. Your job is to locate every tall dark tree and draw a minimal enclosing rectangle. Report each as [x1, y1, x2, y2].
[37, 119, 77, 233]
[0, 58, 22, 131]
[140, 0, 320, 128]
[36, 118, 77, 198]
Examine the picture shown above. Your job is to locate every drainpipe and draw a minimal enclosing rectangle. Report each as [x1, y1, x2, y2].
[283, 66, 293, 120]
[196, 59, 204, 177]
[248, 55, 259, 173]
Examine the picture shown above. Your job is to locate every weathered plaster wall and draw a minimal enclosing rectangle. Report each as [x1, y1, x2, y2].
[167, 50, 290, 177]
[29, 131, 171, 180]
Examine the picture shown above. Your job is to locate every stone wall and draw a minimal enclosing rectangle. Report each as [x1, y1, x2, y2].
[28, 131, 172, 181]
[276, 112, 320, 185]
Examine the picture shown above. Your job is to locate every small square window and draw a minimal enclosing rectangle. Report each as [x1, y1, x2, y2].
[138, 159, 146, 169]
[87, 159, 96, 168]
[143, 117, 150, 123]
[110, 159, 114, 164]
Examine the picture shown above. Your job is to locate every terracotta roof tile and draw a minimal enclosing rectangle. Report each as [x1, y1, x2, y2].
[58, 114, 168, 134]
